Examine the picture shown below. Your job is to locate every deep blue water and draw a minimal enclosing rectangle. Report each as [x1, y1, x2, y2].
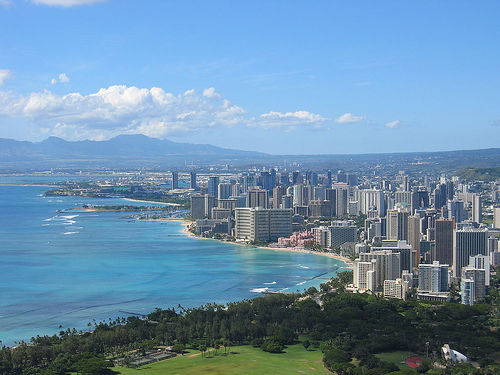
[0, 180, 347, 345]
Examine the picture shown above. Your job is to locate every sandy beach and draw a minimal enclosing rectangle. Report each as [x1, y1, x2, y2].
[176, 219, 353, 268]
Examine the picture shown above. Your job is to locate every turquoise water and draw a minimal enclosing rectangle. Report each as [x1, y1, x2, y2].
[0, 181, 347, 345]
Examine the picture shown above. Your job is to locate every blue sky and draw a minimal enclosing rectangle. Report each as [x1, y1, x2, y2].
[0, 0, 499, 154]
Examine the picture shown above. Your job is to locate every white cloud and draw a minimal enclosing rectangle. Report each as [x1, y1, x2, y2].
[0, 69, 12, 86]
[30, 0, 108, 7]
[202, 87, 221, 99]
[51, 73, 70, 84]
[58, 73, 69, 83]
[0, 84, 378, 139]
[385, 120, 400, 128]
[256, 110, 327, 130]
[0, 0, 12, 7]
[335, 112, 364, 124]
[0, 85, 248, 140]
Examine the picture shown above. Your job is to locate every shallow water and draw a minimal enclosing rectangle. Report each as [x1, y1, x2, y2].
[0, 180, 347, 345]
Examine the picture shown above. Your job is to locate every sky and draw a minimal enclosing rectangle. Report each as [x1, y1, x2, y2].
[0, 0, 499, 154]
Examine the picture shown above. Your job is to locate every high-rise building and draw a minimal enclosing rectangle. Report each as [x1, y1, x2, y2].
[293, 184, 304, 206]
[386, 207, 409, 241]
[217, 183, 233, 200]
[308, 200, 332, 218]
[418, 261, 449, 293]
[435, 218, 454, 265]
[494, 207, 500, 229]
[234, 207, 292, 242]
[246, 187, 269, 209]
[171, 171, 178, 189]
[190, 194, 206, 219]
[462, 267, 486, 302]
[208, 176, 219, 198]
[190, 194, 215, 219]
[469, 254, 490, 286]
[353, 260, 376, 291]
[383, 278, 409, 300]
[472, 194, 482, 224]
[453, 229, 488, 277]
[332, 183, 348, 217]
[358, 250, 401, 291]
[328, 221, 358, 248]
[272, 186, 286, 209]
[408, 215, 421, 253]
[356, 189, 386, 217]
[190, 171, 197, 189]
[372, 240, 413, 272]
[461, 278, 475, 305]
[448, 199, 465, 223]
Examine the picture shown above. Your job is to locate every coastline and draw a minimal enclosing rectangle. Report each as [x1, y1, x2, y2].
[122, 198, 181, 206]
[176, 219, 353, 268]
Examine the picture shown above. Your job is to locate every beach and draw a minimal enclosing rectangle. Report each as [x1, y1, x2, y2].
[122, 198, 182, 206]
[177, 219, 353, 268]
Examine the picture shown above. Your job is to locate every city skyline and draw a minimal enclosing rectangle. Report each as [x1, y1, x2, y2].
[1, 1, 499, 154]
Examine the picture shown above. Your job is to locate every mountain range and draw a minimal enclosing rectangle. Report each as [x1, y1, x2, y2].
[0, 135, 499, 172]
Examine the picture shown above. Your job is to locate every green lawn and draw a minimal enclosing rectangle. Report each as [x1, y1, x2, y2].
[375, 351, 416, 369]
[112, 344, 330, 375]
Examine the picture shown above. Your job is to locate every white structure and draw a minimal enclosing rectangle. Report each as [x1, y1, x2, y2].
[494, 207, 500, 229]
[353, 260, 376, 291]
[461, 278, 475, 306]
[383, 278, 409, 300]
[472, 194, 482, 224]
[358, 250, 401, 291]
[442, 344, 468, 363]
[418, 261, 449, 293]
[356, 189, 386, 217]
[234, 208, 292, 242]
[469, 254, 490, 286]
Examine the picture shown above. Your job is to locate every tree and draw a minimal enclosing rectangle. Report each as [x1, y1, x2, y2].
[171, 343, 185, 355]
[303, 339, 311, 351]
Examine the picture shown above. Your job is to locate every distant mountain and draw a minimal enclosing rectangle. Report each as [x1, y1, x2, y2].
[0, 135, 267, 168]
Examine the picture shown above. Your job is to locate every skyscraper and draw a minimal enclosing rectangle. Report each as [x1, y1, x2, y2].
[217, 183, 233, 200]
[208, 176, 219, 198]
[435, 218, 454, 265]
[472, 194, 482, 224]
[246, 187, 269, 208]
[453, 229, 488, 277]
[418, 261, 449, 293]
[171, 171, 178, 189]
[386, 207, 409, 241]
[190, 171, 197, 190]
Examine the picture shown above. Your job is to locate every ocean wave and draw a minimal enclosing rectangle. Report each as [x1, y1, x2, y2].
[63, 231, 79, 235]
[263, 281, 277, 285]
[63, 220, 76, 225]
[296, 281, 307, 286]
[61, 215, 79, 220]
[250, 287, 268, 293]
[299, 265, 310, 269]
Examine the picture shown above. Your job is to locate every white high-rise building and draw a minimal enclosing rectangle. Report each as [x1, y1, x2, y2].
[418, 261, 449, 293]
[469, 255, 490, 286]
[383, 278, 409, 300]
[358, 250, 401, 291]
[494, 207, 500, 229]
[386, 207, 409, 241]
[235, 207, 292, 242]
[356, 189, 386, 217]
[472, 194, 482, 224]
[353, 260, 376, 291]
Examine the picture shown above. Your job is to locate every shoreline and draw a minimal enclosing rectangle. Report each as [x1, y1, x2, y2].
[122, 198, 181, 206]
[176, 219, 353, 268]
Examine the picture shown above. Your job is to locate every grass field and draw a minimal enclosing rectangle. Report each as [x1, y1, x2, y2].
[112, 344, 330, 375]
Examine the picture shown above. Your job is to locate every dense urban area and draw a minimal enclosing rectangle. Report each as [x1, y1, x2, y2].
[2, 158, 499, 374]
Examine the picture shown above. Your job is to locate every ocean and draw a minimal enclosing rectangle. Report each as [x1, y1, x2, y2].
[0, 177, 347, 346]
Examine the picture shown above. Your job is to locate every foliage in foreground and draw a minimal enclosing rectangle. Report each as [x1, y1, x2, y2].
[0, 271, 499, 374]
